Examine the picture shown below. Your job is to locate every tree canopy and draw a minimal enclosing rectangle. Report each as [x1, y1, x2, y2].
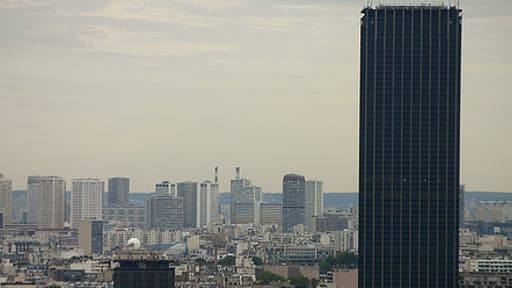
[319, 252, 358, 274]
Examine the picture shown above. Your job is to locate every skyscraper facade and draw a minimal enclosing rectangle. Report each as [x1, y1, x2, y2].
[71, 178, 104, 228]
[155, 181, 176, 196]
[108, 177, 130, 207]
[230, 168, 262, 225]
[28, 176, 66, 228]
[359, 4, 462, 287]
[177, 181, 198, 228]
[79, 219, 104, 256]
[282, 174, 306, 233]
[305, 180, 323, 231]
[0, 174, 12, 227]
[198, 181, 219, 227]
[145, 194, 183, 231]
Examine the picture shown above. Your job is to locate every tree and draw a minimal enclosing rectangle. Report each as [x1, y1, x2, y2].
[256, 271, 284, 284]
[251, 256, 263, 266]
[218, 255, 236, 266]
[289, 276, 310, 288]
[319, 252, 358, 274]
[195, 258, 206, 266]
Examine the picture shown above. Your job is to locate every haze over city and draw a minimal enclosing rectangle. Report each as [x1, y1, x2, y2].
[1, 0, 511, 192]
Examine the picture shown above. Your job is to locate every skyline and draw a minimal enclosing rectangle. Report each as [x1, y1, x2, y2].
[1, 0, 511, 193]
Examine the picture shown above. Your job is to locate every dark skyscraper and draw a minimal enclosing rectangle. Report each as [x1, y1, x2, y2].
[108, 177, 130, 207]
[177, 181, 198, 228]
[359, 4, 462, 288]
[282, 174, 306, 233]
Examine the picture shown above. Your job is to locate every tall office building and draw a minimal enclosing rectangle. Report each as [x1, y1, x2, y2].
[305, 180, 323, 231]
[155, 181, 176, 196]
[108, 177, 130, 207]
[260, 203, 282, 226]
[0, 174, 12, 227]
[282, 174, 306, 233]
[230, 168, 262, 224]
[79, 219, 103, 256]
[71, 179, 104, 228]
[27, 176, 41, 224]
[359, 4, 462, 287]
[177, 181, 198, 228]
[27, 176, 66, 228]
[145, 194, 183, 230]
[198, 180, 219, 228]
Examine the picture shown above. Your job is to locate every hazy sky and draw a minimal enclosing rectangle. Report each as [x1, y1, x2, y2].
[1, 0, 511, 192]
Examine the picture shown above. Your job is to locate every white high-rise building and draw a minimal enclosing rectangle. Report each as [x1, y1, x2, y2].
[0, 174, 12, 227]
[71, 179, 104, 228]
[28, 176, 66, 228]
[198, 181, 220, 227]
[305, 180, 323, 231]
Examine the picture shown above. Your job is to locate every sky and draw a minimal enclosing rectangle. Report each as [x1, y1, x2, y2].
[0, 0, 511, 193]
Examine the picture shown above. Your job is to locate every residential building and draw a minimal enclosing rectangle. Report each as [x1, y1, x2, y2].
[79, 219, 103, 256]
[332, 230, 358, 252]
[316, 215, 349, 232]
[0, 174, 12, 226]
[459, 272, 512, 288]
[27, 176, 66, 228]
[358, 4, 462, 287]
[71, 178, 104, 228]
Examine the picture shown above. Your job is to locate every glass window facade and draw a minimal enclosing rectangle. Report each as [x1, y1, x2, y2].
[359, 6, 462, 287]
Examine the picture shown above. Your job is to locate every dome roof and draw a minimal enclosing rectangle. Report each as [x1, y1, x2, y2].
[127, 238, 141, 250]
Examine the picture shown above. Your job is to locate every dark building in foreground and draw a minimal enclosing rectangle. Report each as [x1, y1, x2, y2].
[359, 4, 462, 287]
[114, 260, 175, 288]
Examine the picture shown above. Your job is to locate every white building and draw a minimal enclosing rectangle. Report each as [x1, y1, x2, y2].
[305, 180, 323, 231]
[71, 179, 104, 228]
[27, 176, 66, 228]
[332, 229, 358, 252]
[469, 259, 512, 273]
[0, 174, 12, 226]
[198, 181, 219, 228]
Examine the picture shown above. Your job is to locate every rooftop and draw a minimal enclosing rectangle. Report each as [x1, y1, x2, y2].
[365, 0, 459, 8]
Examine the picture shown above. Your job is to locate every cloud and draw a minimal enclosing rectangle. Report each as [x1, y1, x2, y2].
[0, 0, 56, 9]
[77, 25, 240, 56]
[82, 0, 309, 31]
